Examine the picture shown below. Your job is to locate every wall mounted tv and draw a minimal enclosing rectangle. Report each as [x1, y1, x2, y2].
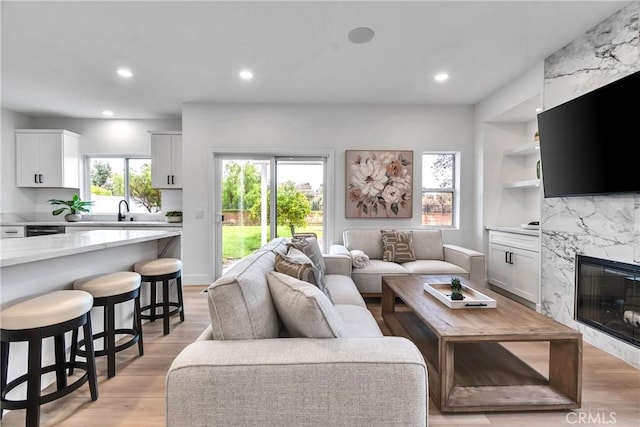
[537, 70, 640, 198]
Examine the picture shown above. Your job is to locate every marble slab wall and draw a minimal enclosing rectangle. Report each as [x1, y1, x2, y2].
[542, 1, 640, 368]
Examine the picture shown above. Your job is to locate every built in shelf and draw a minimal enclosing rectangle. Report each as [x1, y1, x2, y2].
[503, 179, 540, 189]
[504, 143, 540, 157]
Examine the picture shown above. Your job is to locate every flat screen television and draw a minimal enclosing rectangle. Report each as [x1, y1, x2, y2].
[537, 70, 640, 198]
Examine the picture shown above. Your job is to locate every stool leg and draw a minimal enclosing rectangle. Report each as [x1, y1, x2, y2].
[83, 314, 98, 401]
[1, 340, 9, 420]
[134, 295, 144, 356]
[54, 334, 67, 390]
[163, 279, 170, 335]
[150, 281, 157, 322]
[177, 275, 185, 322]
[69, 328, 78, 375]
[106, 301, 116, 378]
[25, 336, 42, 427]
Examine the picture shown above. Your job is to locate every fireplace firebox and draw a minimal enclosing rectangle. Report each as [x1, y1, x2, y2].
[576, 255, 640, 348]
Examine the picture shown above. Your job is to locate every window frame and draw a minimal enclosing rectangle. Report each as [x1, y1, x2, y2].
[421, 151, 459, 228]
[83, 154, 154, 215]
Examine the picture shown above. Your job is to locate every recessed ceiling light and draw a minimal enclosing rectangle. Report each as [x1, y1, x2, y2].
[348, 27, 375, 44]
[116, 68, 133, 78]
[102, 110, 114, 116]
[434, 73, 449, 83]
[535, 107, 542, 113]
[239, 70, 254, 80]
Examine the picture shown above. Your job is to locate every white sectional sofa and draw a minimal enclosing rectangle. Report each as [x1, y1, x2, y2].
[331, 228, 486, 295]
[166, 237, 427, 426]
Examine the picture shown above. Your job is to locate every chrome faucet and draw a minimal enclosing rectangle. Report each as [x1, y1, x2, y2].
[118, 199, 130, 221]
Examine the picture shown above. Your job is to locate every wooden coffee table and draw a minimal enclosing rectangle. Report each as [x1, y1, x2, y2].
[382, 275, 582, 413]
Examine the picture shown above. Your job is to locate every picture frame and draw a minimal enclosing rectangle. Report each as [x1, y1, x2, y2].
[345, 150, 413, 218]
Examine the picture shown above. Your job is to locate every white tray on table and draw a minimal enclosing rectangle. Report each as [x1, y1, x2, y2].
[424, 278, 496, 309]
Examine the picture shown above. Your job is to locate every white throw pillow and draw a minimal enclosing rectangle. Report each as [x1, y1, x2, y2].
[267, 271, 345, 338]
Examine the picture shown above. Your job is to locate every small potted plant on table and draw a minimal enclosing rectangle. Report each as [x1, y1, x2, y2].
[165, 211, 183, 223]
[450, 277, 464, 300]
[48, 194, 94, 222]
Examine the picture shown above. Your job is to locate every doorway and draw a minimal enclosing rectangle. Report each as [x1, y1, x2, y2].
[214, 155, 326, 278]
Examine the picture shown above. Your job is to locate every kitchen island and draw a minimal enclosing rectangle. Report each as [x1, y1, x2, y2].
[0, 229, 181, 397]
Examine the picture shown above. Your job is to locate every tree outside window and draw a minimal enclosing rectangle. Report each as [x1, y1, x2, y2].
[88, 157, 161, 214]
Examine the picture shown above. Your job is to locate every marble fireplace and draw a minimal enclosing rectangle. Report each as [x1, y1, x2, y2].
[540, 0, 640, 369]
[541, 1, 640, 367]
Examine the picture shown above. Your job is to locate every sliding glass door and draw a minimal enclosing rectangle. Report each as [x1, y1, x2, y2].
[216, 155, 325, 277]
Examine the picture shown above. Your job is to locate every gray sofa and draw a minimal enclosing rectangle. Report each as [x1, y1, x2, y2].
[331, 229, 485, 295]
[166, 237, 427, 426]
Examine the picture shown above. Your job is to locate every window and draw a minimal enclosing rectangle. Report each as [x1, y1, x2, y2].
[422, 153, 457, 227]
[86, 156, 161, 214]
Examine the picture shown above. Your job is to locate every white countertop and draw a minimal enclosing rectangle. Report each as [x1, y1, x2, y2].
[1, 221, 181, 227]
[0, 229, 181, 267]
[485, 226, 540, 237]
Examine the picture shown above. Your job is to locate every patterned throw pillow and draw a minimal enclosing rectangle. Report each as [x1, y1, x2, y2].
[288, 236, 326, 273]
[275, 248, 333, 302]
[381, 230, 416, 263]
[274, 250, 317, 285]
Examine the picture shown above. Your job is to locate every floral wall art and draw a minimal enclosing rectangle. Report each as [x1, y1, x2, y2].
[346, 150, 413, 218]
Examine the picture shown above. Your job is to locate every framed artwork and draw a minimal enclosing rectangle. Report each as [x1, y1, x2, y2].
[345, 150, 413, 218]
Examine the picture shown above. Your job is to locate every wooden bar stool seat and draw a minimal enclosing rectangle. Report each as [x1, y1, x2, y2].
[71, 272, 143, 379]
[134, 258, 184, 335]
[1, 290, 98, 427]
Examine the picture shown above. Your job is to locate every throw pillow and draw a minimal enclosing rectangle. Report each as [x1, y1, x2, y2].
[288, 236, 326, 273]
[381, 230, 416, 263]
[274, 249, 318, 285]
[276, 248, 333, 302]
[267, 271, 345, 338]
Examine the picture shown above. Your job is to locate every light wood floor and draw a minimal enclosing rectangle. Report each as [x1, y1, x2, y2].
[2, 286, 639, 426]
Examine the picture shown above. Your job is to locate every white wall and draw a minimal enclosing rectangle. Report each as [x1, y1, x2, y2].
[473, 63, 544, 251]
[0, 116, 181, 219]
[183, 103, 475, 284]
[0, 109, 36, 220]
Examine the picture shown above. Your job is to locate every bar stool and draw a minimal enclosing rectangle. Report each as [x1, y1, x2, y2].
[134, 258, 184, 335]
[71, 272, 143, 379]
[1, 290, 98, 427]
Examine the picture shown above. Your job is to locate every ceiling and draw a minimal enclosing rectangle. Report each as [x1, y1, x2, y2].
[1, 1, 631, 120]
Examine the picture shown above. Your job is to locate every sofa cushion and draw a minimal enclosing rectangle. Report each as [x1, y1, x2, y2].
[256, 237, 289, 256]
[343, 229, 385, 260]
[334, 304, 383, 337]
[267, 271, 345, 338]
[207, 249, 280, 340]
[411, 230, 445, 260]
[381, 230, 416, 263]
[402, 260, 468, 277]
[274, 250, 318, 286]
[351, 260, 408, 294]
[288, 236, 326, 273]
[325, 274, 366, 307]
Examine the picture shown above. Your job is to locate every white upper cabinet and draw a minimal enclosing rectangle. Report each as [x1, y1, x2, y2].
[150, 131, 182, 189]
[15, 129, 80, 188]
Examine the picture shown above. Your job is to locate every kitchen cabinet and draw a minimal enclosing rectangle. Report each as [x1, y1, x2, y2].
[488, 230, 540, 307]
[15, 129, 80, 188]
[150, 131, 182, 188]
[0, 226, 25, 239]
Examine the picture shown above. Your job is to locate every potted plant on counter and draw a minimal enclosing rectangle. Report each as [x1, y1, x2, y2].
[165, 211, 183, 223]
[48, 193, 94, 222]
